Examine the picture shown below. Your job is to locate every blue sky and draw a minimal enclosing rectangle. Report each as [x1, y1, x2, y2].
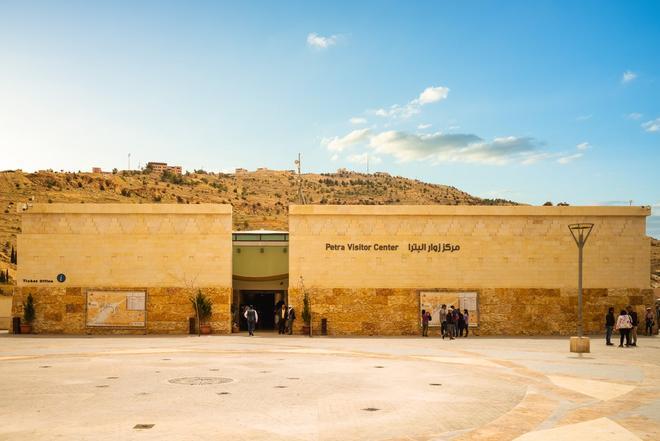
[1, 1, 658, 236]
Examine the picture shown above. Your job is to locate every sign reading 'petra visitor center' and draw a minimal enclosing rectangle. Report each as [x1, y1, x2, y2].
[324, 242, 461, 253]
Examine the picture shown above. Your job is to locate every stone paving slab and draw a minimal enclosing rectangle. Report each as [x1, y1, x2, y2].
[0, 334, 658, 440]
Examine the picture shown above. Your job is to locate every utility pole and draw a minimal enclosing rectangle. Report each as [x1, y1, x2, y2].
[294, 153, 306, 205]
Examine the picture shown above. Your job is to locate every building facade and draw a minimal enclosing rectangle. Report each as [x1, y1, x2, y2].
[12, 204, 653, 336]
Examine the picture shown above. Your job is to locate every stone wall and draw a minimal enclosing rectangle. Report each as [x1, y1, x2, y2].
[11, 286, 232, 335]
[288, 287, 655, 336]
[289, 205, 651, 290]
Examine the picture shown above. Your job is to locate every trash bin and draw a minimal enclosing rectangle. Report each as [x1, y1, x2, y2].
[321, 318, 327, 335]
[189, 317, 196, 335]
[12, 317, 21, 334]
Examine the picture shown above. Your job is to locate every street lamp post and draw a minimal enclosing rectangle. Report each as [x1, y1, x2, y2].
[568, 223, 594, 353]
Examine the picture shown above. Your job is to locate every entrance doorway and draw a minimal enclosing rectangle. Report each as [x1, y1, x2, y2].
[238, 291, 286, 331]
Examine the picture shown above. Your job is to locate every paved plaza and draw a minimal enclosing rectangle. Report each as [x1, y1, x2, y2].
[0, 333, 658, 440]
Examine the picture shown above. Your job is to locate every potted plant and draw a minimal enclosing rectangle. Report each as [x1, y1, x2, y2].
[21, 293, 35, 334]
[190, 290, 213, 335]
[301, 290, 311, 336]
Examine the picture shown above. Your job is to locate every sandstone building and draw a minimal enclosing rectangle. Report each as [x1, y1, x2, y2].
[11, 204, 653, 336]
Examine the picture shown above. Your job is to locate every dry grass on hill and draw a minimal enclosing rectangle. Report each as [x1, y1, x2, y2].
[1, 168, 658, 287]
[0, 168, 515, 278]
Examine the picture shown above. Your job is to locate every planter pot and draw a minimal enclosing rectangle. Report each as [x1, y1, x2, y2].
[302, 325, 311, 335]
[200, 324, 212, 335]
[20, 323, 32, 334]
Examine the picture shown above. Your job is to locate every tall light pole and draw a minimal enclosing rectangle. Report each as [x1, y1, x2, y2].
[568, 223, 594, 338]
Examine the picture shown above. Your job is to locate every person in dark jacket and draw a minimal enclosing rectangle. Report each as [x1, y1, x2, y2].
[605, 307, 615, 346]
[627, 305, 638, 347]
[421, 309, 432, 337]
[444, 310, 455, 340]
[451, 306, 459, 337]
[277, 304, 288, 334]
[457, 310, 465, 337]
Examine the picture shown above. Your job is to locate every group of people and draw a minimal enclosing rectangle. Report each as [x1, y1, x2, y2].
[274, 302, 296, 335]
[242, 302, 296, 336]
[420, 305, 469, 339]
[605, 305, 656, 347]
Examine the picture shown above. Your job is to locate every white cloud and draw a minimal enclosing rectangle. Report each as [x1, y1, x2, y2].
[576, 142, 591, 150]
[349, 117, 367, 125]
[307, 33, 338, 49]
[622, 70, 637, 83]
[576, 114, 592, 121]
[417, 123, 432, 129]
[418, 86, 450, 104]
[374, 85, 450, 119]
[347, 152, 381, 165]
[642, 117, 660, 132]
[626, 112, 643, 120]
[330, 154, 339, 161]
[557, 153, 583, 164]
[322, 128, 370, 152]
[368, 131, 544, 165]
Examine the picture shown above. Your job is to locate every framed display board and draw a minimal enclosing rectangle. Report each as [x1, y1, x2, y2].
[86, 290, 146, 328]
[419, 291, 478, 327]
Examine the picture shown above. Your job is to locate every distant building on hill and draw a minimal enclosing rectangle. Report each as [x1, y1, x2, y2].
[146, 162, 182, 175]
[91, 167, 102, 174]
[235, 168, 248, 174]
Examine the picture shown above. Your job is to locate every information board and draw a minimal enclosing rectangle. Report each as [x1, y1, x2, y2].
[86, 291, 146, 328]
[419, 291, 478, 327]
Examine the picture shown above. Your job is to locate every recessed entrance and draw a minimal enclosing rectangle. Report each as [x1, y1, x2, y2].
[238, 291, 286, 331]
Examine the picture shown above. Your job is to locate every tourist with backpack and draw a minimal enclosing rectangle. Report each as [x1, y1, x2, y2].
[244, 305, 258, 336]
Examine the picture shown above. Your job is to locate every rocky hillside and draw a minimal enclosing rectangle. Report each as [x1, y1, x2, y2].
[0, 168, 514, 282]
[1, 168, 657, 288]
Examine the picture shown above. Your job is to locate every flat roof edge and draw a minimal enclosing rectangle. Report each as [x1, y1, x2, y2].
[26, 203, 233, 215]
[288, 205, 651, 217]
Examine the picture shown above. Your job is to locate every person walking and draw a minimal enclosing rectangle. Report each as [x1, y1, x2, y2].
[440, 304, 447, 338]
[462, 309, 470, 337]
[605, 307, 615, 346]
[421, 309, 432, 337]
[615, 309, 632, 347]
[277, 304, 288, 334]
[444, 309, 455, 340]
[286, 306, 296, 335]
[645, 307, 655, 336]
[244, 305, 258, 336]
[627, 305, 638, 347]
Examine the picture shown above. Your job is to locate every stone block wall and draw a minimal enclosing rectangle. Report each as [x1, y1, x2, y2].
[288, 286, 655, 336]
[11, 286, 231, 335]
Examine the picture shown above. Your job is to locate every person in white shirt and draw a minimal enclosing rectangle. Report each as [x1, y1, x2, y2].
[614, 309, 632, 347]
[244, 305, 259, 336]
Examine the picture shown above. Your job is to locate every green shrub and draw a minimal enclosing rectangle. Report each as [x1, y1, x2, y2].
[190, 290, 213, 324]
[23, 294, 35, 323]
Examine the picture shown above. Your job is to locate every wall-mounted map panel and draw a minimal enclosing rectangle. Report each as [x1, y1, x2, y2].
[86, 291, 146, 328]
